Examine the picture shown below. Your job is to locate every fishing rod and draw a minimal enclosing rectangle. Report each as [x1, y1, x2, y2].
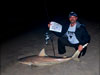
[43, 0, 56, 56]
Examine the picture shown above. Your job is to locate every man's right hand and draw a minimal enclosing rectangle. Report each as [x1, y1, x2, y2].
[48, 22, 51, 28]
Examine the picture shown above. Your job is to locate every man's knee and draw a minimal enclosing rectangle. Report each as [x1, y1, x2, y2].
[58, 37, 63, 44]
[58, 38, 61, 43]
[58, 37, 70, 46]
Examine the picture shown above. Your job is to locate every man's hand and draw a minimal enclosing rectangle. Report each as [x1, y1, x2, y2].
[48, 22, 51, 28]
[78, 45, 83, 52]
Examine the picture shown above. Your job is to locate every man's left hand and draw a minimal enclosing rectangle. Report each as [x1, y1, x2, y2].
[78, 45, 83, 52]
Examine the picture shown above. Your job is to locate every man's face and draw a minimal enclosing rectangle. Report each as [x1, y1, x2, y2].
[69, 16, 78, 23]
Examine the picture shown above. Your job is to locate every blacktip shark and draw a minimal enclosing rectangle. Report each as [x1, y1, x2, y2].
[18, 43, 88, 66]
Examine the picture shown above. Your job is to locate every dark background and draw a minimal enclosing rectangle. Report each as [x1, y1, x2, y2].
[2, 0, 99, 43]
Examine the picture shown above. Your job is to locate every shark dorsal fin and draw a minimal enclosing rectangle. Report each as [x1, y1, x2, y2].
[38, 48, 47, 56]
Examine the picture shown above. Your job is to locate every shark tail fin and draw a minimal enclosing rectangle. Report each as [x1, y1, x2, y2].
[38, 48, 47, 56]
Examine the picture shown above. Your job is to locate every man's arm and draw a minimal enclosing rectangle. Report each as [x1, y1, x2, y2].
[81, 26, 91, 44]
[78, 26, 91, 51]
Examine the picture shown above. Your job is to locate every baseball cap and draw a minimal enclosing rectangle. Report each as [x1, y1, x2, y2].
[69, 11, 78, 17]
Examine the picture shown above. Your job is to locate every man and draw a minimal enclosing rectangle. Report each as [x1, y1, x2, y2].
[48, 12, 90, 58]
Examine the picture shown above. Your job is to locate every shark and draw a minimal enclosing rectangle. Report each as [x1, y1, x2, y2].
[18, 43, 88, 66]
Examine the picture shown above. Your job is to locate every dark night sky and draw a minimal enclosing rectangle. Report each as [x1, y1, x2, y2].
[3, 0, 99, 42]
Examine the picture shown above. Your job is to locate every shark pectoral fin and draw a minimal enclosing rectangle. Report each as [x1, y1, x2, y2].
[38, 48, 48, 56]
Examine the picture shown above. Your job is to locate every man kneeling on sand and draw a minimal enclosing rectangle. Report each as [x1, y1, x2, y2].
[48, 12, 91, 59]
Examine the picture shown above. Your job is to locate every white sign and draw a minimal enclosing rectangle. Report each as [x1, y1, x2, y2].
[49, 21, 62, 33]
